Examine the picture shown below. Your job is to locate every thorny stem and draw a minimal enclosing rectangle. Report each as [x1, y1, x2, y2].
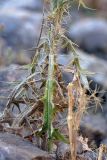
[42, 0, 68, 151]
[31, 0, 45, 73]
[43, 0, 88, 152]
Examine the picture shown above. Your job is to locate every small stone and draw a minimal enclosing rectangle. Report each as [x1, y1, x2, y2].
[69, 18, 107, 60]
[0, 132, 52, 160]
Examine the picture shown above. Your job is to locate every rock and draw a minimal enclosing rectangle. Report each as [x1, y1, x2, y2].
[56, 141, 101, 160]
[77, 49, 107, 90]
[56, 140, 87, 160]
[0, 132, 103, 160]
[58, 49, 107, 89]
[68, 18, 107, 60]
[80, 114, 107, 147]
[0, 0, 43, 65]
[57, 54, 74, 84]
[0, 9, 42, 64]
[101, 138, 107, 145]
[0, 132, 52, 160]
[56, 142, 70, 160]
[0, 0, 43, 12]
[0, 9, 42, 51]
[77, 151, 98, 160]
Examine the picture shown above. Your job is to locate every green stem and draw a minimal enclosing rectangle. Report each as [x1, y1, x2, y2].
[42, 54, 55, 151]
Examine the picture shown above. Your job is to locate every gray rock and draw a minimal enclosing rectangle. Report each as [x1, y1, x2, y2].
[101, 138, 107, 145]
[78, 151, 98, 160]
[77, 50, 107, 90]
[69, 18, 107, 60]
[0, 0, 43, 12]
[56, 142, 70, 160]
[0, 132, 51, 160]
[56, 142, 99, 160]
[80, 114, 107, 146]
[58, 49, 107, 89]
[0, 0, 43, 65]
[0, 9, 42, 51]
[0, 9, 42, 64]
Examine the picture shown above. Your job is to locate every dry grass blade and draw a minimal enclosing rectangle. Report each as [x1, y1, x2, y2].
[98, 144, 104, 160]
[67, 83, 75, 160]
[67, 82, 87, 160]
[6, 72, 37, 109]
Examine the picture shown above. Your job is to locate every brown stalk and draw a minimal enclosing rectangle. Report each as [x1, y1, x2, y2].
[67, 83, 76, 160]
[67, 82, 87, 160]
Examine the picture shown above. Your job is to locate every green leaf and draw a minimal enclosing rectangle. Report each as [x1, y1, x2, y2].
[52, 0, 58, 10]
[52, 0, 68, 10]
[52, 129, 69, 144]
[41, 54, 56, 151]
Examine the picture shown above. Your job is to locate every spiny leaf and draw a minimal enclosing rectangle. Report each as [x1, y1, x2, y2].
[78, 0, 95, 10]
[61, 34, 79, 57]
[42, 54, 56, 151]
[42, 80, 56, 132]
[18, 64, 32, 70]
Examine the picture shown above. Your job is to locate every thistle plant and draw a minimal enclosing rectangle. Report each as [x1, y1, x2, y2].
[0, 0, 99, 158]
[40, 0, 90, 153]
